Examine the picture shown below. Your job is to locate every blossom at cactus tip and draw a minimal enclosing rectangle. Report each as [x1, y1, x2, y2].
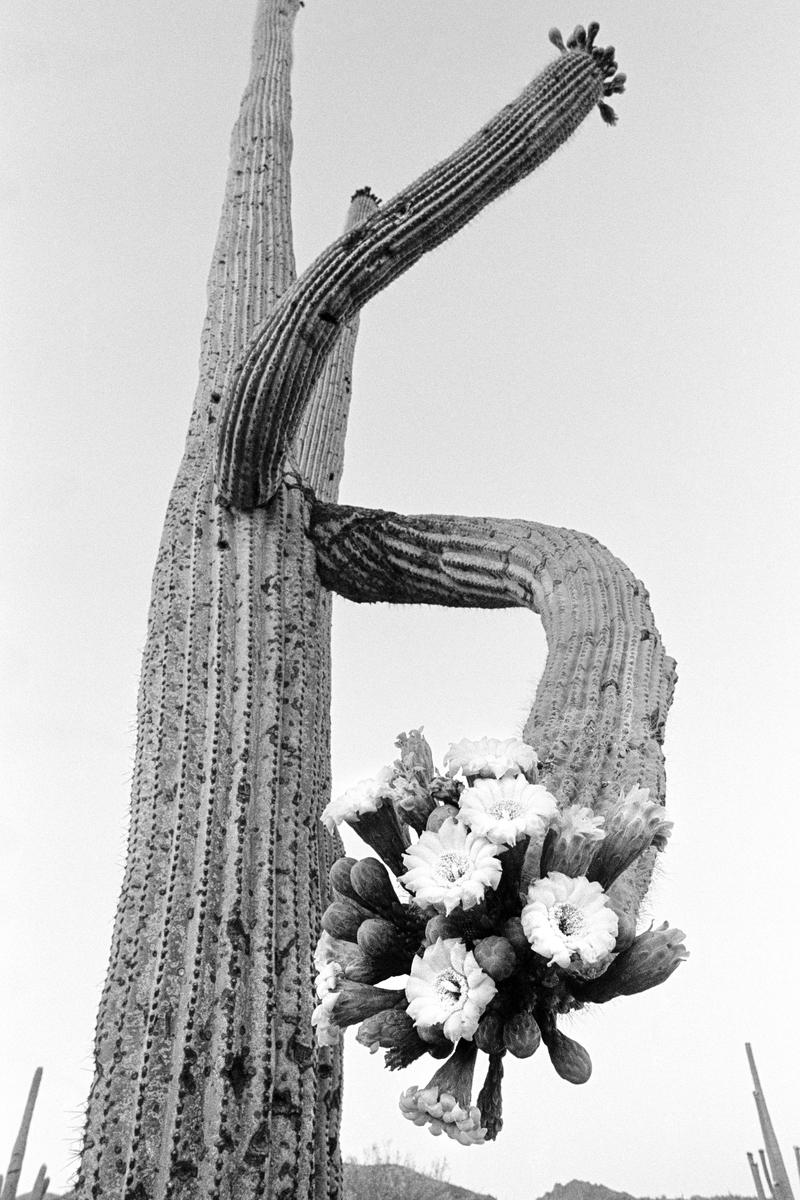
[399, 817, 502, 913]
[444, 736, 539, 781]
[321, 764, 397, 833]
[521, 871, 618, 971]
[405, 937, 497, 1043]
[457, 774, 557, 846]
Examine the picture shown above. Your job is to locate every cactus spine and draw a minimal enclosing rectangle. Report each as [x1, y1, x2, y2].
[75, 6, 660, 1199]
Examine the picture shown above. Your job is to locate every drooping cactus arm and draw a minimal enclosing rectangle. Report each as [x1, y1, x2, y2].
[217, 25, 625, 509]
[308, 500, 676, 919]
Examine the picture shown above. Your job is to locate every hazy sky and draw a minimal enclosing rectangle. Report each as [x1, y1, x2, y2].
[2, 2, 799, 1197]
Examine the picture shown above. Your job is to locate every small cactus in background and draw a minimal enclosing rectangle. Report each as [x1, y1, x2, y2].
[73, 4, 679, 1196]
[315, 732, 687, 1142]
[1, 1067, 48, 1200]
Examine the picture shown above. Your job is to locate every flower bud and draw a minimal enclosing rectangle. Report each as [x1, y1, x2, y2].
[545, 1029, 592, 1084]
[473, 936, 516, 982]
[356, 917, 406, 961]
[425, 915, 460, 943]
[475, 1052, 504, 1142]
[321, 897, 371, 941]
[587, 786, 673, 889]
[342, 950, 386, 984]
[350, 856, 398, 912]
[503, 1010, 541, 1059]
[329, 856, 360, 903]
[577, 921, 688, 1003]
[502, 916, 529, 957]
[332, 982, 406, 1028]
[473, 1009, 505, 1056]
[393, 778, 436, 834]
[394, 727, 435, 786]
[604, 886, 636, 952]
[357, 1008, 430, 1069]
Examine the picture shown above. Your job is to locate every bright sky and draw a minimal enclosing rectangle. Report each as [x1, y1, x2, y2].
[2, 2, 799, 1197]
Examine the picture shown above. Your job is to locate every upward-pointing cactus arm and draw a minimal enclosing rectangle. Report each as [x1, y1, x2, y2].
[216, 25, 625, 510]
[308, 500, 676, 921]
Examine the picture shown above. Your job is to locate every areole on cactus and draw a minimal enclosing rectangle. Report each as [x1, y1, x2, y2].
[315, 731, 687, 1144]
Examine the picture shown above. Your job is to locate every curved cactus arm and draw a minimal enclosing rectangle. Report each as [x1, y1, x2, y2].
[216, 25, 625, 509]
[290, 187, 380, 502]
[308, 501, 676, 920]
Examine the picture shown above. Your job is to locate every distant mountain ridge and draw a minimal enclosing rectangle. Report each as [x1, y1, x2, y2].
[20, 1175, 757, 1200]
[341, 1169, 756, 1200]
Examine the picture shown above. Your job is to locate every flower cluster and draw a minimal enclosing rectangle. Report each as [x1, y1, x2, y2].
[315, 731, 687, 1145]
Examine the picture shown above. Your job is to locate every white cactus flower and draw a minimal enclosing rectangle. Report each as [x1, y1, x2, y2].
[521, 871, 618, 972]
[457, 774, 557, 845]
[557, 804, 606, 841]
[399, 818, 502, 914]
[320, 764, 396, 833]
[405, 937, 497, 1043]
[444, 736, 538, 781]
[311, 992, 341, 1046]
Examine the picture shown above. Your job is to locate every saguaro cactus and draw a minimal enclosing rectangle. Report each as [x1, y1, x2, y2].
[76, 6, 672, 1200]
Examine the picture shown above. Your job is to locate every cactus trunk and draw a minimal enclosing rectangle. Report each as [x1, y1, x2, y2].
[76, 5, 644, 1197]
[75, 4, 355, 1196]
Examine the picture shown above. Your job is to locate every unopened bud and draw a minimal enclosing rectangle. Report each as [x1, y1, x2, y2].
[321, 897, 371, 941]
[473, 936, 516, 982]
[350, 856, 398, 912]
[502, 916, 529, 957]
[425, 915, 461, 943]
[578, 921, 688, 1003]
[587, 786, 673, 889]
[356, 917, 406, 961]
[332, 982, 406, 1028]
[473, 1009, 505, 1056]
[329, 856, 359, 902]
[503, 1010, 541, 1059]
[546, 1029, 592, 1084]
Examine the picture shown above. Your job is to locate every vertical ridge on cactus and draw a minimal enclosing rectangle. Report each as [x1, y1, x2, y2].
[72, 5, 673, 1197]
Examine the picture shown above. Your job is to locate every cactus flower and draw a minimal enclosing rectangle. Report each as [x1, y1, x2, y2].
[321, 766, 409, 874]
[399, 818, 502, 914]
[321, 765, 397, 832]
[444, 736, 539, 781]
[405, 937, 497, 1043]
[521, 871, 618, 971]
[542, 804, 606, 876]
[311, 992, 341, 1046]
[399, 1040, 487, 1145]
[311, 959, 343, 1046]
[587, 785, 673, 889]
[457, 774, 557, 846]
